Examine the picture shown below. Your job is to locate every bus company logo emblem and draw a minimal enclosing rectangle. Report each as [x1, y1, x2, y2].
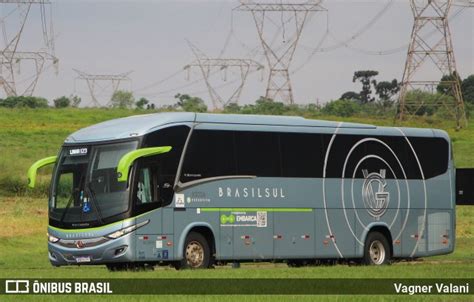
[175, 194, 185, 208]
[75, 240, 85, 249]
[362, 169, 390, 220]
[220, 214, 235, 224]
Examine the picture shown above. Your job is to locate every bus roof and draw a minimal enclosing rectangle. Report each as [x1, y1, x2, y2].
[64, 112, 441, 144]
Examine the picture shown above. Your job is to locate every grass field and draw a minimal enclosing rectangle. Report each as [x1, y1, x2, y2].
[0, 108, 473, 301]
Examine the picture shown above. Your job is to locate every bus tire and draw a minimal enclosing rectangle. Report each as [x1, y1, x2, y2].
[176, 231, 212, 269]
[363, 231, 391, 265]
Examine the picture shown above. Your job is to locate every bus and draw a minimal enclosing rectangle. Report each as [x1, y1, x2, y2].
[28, 112, 457, 270]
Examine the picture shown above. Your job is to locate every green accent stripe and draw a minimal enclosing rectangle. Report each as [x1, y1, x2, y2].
[200, 208, 313, 213]
[48, 208, 159, 233]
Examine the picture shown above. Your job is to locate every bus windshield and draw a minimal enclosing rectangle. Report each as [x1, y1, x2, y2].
[49, 140, 138, 228]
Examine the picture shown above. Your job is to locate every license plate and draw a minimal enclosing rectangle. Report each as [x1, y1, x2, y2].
[75, 256, 91, 263]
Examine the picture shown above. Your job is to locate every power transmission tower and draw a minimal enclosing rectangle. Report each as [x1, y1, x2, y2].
[398, 0, 467, 128]
[185, 41, 263, 109]
[0, 0, 58, 97]
[73, 69, 133, 107]
[235, 0, 326, 104]
[454, 0, 473, 7]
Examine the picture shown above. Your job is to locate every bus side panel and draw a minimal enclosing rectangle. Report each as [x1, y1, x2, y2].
[315, 210, 336, 258]
[389, 208, 403, 257]
[273, 211, 315, 259]
[231, 211, 274, 260]
[327, 209, 357, 258]
[135, 209, 170, 262]
[218, 210, 233, 260]
[161, 207, 175, 260]
[318, 178, 357, 258]
[425, 174, 454, 256]
[425, 209, 453, 255]
[400, 208, 427, 257]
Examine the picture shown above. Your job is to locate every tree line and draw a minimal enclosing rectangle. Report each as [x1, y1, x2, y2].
[1, 71, 473, 119]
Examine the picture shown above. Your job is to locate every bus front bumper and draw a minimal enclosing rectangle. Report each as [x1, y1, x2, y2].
[48, 233, 134, 266]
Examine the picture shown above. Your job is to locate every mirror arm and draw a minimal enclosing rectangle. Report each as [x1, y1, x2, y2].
[117, 146, 172, 182]
[27, 156, 58, 188]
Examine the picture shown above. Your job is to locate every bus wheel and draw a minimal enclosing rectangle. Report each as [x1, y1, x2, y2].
[363, 232, 391, 265]
[177, 232, 212, 269]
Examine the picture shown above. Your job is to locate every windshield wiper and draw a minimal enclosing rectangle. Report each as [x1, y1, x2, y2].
[59, 191, 75, 224]
[85, 183, 105, 224]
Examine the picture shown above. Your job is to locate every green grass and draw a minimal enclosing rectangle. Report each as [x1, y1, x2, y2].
[0, 108, 473, 301]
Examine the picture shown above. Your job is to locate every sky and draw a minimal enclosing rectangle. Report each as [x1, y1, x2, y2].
[2, 0, 473, 107]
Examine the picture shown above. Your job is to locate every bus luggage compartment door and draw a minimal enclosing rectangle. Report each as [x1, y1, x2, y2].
[456, 168, 474, 205]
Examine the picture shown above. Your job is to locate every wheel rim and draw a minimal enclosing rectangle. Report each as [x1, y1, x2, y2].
[369, 240, 386, 265]
[185, 241, 204, 268]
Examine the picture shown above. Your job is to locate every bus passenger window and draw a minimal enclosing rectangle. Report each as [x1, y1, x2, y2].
[180, 130, 236, 182]
[136, 167, 152, 204]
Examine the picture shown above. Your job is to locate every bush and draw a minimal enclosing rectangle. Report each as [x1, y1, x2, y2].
[404, 90, 454, 117]
[0, 96, 48, 108]
[53, 96, 71, 108]
[321, 99, 361, 117]
[223, 103, 241, 113]
[0, 176, 50, 197]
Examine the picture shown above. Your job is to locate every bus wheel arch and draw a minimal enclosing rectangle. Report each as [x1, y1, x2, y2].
[362, 225, 393, 265]
[175, 223, 216, 269]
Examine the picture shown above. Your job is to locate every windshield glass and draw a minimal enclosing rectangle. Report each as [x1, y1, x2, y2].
[50, 141, 138, 228]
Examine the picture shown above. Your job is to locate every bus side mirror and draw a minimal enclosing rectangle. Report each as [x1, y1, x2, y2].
[117, 146, 172, 182]
[27, 156, 58, 188]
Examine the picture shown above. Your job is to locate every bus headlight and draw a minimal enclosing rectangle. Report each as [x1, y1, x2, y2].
[48, 233, 60, 243]
[106, 220, 150, 239]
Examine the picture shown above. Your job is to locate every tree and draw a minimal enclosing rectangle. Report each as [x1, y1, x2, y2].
[135, 97, 150, 109]
[70, 95, 82, 107]
[110, 90, 134, 109]
[353, 70, 379, 103]
[340, 91, 361, 102]
[462, 75, 474, 104]
[374, 79, 400, 105]
[174, 93, 207, 112]
[53, 96, 71, 108]
[437, 72, 462, 96]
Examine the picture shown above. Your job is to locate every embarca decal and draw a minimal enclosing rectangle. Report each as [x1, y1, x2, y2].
[220, 211, 268, 228]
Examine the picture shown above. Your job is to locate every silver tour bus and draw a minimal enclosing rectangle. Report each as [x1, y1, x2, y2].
[28, 113, 457, 270]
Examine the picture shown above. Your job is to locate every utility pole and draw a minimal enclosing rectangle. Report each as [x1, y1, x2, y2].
[0, 0, 58, 97]
[235, 0, 326, 104]
[73, 69, 133, 107]
[185, 41, 263, 109]
[398, 0, 467, 128]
